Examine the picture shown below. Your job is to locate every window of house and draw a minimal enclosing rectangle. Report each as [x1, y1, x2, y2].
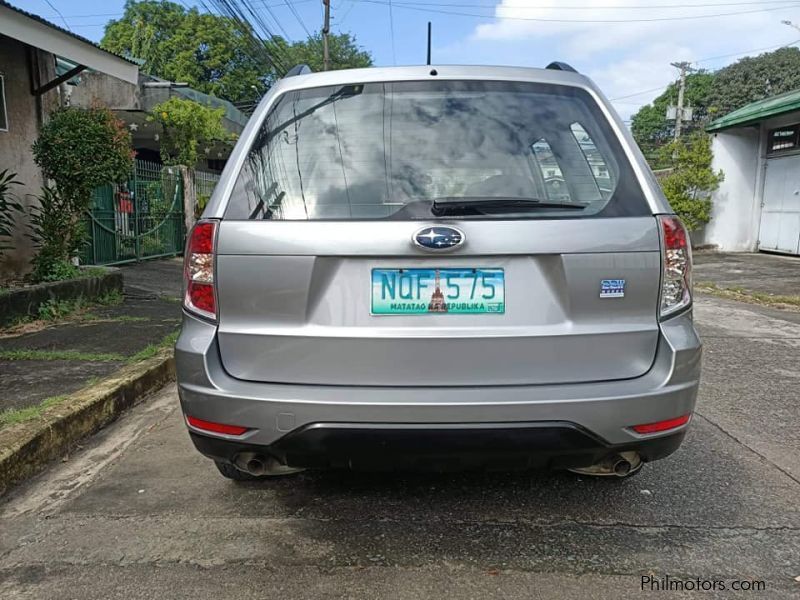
[767, 124, 799, 155]
[0, 75, 8, 132]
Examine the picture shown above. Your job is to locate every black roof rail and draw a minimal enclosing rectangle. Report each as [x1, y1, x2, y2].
[545, 61, 578, 73]
[285, 64, 312, 77]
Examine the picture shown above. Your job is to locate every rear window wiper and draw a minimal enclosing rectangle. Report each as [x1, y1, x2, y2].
[431, 196, 588, 216]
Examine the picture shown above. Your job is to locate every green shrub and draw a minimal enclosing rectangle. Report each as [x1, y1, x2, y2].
[27, 187, 83, 283]
[0, 169, 22, 251]
[30, 106, 133, 273]
[657, 133, 724, 231]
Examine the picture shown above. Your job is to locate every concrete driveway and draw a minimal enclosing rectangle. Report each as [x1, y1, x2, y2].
[1, 294, 798, 599]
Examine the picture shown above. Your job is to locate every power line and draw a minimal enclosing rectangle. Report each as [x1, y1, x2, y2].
[42, 0, 71, 30]
[695, 37, 800, 62]
[609, 37, 800, 101]
[358, 0, 800, 8]
[354, 0, 800, 23]
[282, 0, 313, 37]
[388, 0, 398, 65]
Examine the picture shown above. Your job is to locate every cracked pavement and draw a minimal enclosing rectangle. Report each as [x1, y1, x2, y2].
[0, 293, 798, 599]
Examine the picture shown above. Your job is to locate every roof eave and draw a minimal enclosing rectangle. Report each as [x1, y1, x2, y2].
[0, 3, 138, 85]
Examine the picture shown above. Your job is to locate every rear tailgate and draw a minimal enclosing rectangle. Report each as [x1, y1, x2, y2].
[214, 217, 661, 386]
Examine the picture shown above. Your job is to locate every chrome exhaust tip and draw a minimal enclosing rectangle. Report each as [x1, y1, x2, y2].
[234, 452, 304, 477]
[568, 451, 642, 478]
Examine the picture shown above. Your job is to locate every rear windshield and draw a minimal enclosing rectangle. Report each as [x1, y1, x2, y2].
[227, 80, 648, 220]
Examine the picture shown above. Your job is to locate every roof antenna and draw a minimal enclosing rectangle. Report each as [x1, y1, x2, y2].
[426, 22, 432, 65]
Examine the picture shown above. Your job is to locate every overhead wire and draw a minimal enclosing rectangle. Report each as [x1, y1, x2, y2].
[388, 0, 398, 65]
[352, 0, 800, 23]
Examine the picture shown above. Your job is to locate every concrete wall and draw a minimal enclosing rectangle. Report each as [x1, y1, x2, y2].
[701, 127, 762, 251]
[67, 70, 139, 110]
[0, 36, 59, 278]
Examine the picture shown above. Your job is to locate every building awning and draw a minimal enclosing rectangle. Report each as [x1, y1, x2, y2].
[707, 88, 800, 132]
[0, 1, 138, 85]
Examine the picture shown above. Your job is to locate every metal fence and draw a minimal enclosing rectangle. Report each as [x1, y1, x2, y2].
[194, 169, 220, 217]
[81, 160, 185, 265]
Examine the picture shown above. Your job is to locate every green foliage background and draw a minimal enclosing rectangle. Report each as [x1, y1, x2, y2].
[148, 97, 230, 166]
[657, 134, 724, 231]
[631, 47, 800, 164]
[101, 1, 373, 104]
[31, 107, 133, 281]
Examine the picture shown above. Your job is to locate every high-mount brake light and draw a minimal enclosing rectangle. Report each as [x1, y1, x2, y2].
[658, 215, 692, 318]
[184, 220, 218, 320]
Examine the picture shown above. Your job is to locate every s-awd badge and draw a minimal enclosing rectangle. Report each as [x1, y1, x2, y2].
[600, 279, 625, 298]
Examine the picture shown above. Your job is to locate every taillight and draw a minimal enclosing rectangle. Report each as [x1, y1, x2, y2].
[658, 215, 692, 318]
[184, 220, 218, 320]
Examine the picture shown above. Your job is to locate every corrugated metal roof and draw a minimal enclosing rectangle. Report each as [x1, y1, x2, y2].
[707, 88, 800, 131]
[0, 0, 137, 65]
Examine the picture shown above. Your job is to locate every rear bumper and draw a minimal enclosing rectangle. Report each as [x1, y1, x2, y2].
[176, 309, 701, 467]
[190, 423, 686, 471]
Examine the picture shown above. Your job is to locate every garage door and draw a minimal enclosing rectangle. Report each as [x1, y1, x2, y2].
[759, 153, 800, 255]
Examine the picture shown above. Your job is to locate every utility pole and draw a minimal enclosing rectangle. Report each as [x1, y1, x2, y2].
[781, 19, 800, 33]
[670, 61, 694, 141]
[426, 22, 432, 65]
[322, 0, 331, 71]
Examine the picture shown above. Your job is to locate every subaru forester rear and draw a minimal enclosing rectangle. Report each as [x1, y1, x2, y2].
[176, 64, 701, 480]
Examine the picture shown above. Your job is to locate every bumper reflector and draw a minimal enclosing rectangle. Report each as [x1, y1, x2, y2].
[186, 416, 249, 436]
[631, 414, 691, 434]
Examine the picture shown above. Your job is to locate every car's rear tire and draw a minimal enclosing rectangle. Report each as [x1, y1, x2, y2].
[214, 460, 264, 481]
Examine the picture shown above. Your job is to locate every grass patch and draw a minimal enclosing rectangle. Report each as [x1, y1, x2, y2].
[0, 395, 69, 428]
[128, 330, 179, 363]
[696, 282, 800, 310]
[0, 349, 124, 362]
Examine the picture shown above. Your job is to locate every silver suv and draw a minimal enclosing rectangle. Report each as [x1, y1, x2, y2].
[176, 64, 701, 480]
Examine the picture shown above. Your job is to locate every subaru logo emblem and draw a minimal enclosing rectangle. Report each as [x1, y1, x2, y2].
[413, 226, 465, 251]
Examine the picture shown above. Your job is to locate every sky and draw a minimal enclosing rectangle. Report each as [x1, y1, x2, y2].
[10, 0, 800, 121]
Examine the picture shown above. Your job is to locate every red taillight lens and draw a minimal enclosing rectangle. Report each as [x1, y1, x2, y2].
[184, 220, 217, 320]
[658, 215, 692, 318]
[186, 415, 249, 436]
[631, 414, 691, 434]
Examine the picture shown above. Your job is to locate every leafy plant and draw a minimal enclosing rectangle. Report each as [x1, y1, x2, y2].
[657, 133, 724, 232]
[0, 169, 22, 251]
[32, 106, 134, 210]
[26, 187, 83, 283]
[30, 106, 133, 276]
[148, 97, 230, 166]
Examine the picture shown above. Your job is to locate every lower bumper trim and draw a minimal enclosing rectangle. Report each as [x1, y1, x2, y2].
[189, 421, 686, 472]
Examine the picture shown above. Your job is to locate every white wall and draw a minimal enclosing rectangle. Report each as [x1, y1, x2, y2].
[701, 127, 761, 251]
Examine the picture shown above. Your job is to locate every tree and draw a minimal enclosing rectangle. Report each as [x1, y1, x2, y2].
[148, 97, 231, 230]
[102, 2, 373, 104]
[102, 1, 270, 103]
[657, 133, 724, 232]
[274, 33, 373, 73]
[631, 72, 714, 166]
[706, 47, 800, 117]
[31, 106, 133, 280]
[148, 97, 230, 167]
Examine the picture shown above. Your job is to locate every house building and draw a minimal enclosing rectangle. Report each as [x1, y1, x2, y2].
[702, 89, 800, 256]
[0, 1, 248, 275]
[0, 0, 139, 275]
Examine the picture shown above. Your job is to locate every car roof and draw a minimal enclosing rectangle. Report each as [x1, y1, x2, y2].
[273, 64, 596, 94]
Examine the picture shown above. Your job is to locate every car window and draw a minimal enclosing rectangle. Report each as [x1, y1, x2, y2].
[227, 80, 647, 220]
[570, 122, 616, 200]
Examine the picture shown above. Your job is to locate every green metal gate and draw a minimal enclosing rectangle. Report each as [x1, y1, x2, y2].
[81, 160, 185, 265]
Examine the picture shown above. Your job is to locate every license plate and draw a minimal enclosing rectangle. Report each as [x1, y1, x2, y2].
[371, 268, 505, 315]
